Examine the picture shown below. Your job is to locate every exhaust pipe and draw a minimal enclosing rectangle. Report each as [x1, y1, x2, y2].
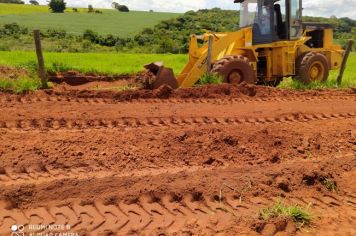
[144, 62, 179, 89]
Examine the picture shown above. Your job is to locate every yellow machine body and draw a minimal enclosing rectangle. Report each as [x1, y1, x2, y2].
[146, 0, 344, 89]
[176, 27, 343, 88]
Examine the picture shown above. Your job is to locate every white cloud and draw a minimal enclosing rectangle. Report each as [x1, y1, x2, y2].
[303, 0, 356, 19]
[31, 0, 356, 19]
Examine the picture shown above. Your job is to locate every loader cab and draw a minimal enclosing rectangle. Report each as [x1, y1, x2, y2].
[236, 0, 303, 44]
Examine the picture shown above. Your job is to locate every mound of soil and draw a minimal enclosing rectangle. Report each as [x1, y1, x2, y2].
[48, 71, 130, 86]
[45, 83, 258, 101]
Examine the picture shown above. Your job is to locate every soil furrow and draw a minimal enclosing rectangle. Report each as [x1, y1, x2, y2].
[1, 94, 355, 105]
[0, 112, 354, 131]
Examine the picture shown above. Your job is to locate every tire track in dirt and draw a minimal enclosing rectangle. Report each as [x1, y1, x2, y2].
[1, 153, 354, 189]
[1, 156, 355, 235]
[0, 112, 354, 131]
[0, 193, 355, 235]
[0, 94, 355, 105]
[0, 167, 117, 186]
[0, 166, 217, 187]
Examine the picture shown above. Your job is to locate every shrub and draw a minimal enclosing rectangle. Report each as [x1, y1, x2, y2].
[117, 5, 129, 12]
[0, 77, 42, 93]
[199, 73, 223, 85]
[88, 4, 94, 13]
[48, 0, 66, 13]
[101, 34, 116, 46]
[72, 8, 78, 12]
[260, 201, 313, 228]
[81, 40, 94, 51]
[0, 23, 28, 37]
[0, 44, 10, 51]
[83, 29, 99, 42]
[29, 0, 39, 5]
[46, 28, 66, 39]
[0, 0, 24, 3]
[321, 178, 338, 192]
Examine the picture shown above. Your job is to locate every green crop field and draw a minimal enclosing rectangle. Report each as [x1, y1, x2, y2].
[0, 3, 49, 14]
[0, 51, 188, 75]
[0, 51, 355, 88]
[0, 3, 180, 36]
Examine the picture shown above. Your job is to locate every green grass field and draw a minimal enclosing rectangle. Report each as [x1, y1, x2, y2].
[0, 3, 179, 36]
[0, 51, 354, 88]
[0, 3, 101, 14]
[0, 51, 188, 74]
[0, 3, 50, 14]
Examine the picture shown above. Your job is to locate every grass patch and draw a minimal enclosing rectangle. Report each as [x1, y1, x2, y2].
[279, 77, 355, 90]
[198, 73, 223, 85]
[0, 76, 42, 93]
[260, 201, 313, 228]
[279, 52, 356, 89]
[321, 178, 338, 192]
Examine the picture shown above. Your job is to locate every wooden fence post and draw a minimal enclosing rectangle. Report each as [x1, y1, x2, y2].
[206, 35, 213, 75]
[337, 40, 354, 86]
[33, 29, 48, 89]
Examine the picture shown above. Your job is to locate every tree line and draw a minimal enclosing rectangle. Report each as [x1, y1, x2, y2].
[0, 0, 130, 13]
[0, 8, 355, 53]
[47, 0, 129, 13]
[0, 0, 24, 4]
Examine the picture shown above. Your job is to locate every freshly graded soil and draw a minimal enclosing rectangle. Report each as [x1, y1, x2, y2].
[0, 83, 355, 235]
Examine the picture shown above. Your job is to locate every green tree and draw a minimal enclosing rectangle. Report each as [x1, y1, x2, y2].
[48, 0, 66, 13]
[29, 0, 39, 5]
[88, 4, 94, 13]
[111, 2, 119, 9]
[0, 0, 24, 3]
[111, 2, 129, 12]
[117, 5, 129, 12]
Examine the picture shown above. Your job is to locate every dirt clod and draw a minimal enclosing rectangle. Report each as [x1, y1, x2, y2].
[276, 177, 291, 192]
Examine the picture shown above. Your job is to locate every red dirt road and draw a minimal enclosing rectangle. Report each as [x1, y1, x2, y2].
[0, 85, 355, 236]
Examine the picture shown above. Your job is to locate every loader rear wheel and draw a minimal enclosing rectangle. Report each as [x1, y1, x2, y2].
[295, 52, 329, 84]
[211, 55, 256, 84]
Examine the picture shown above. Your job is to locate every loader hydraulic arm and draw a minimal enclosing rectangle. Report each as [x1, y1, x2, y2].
[145, 28, 254, 89]
[177, 28, 252, 87]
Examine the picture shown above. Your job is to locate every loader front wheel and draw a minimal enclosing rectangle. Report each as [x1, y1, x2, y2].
[295, 52, 329, 84]
[211, 55, 256, 85]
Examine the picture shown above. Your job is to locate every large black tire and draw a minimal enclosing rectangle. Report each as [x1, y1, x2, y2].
[211, 55, 256, 84]
[295, 52, 329, 84]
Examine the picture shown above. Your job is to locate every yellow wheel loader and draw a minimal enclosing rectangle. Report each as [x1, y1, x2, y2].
[145, 0, 344, 89]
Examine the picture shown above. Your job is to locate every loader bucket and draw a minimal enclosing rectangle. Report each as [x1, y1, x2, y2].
[144, 62, 179, 89]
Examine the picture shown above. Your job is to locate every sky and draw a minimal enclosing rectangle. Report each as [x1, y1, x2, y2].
[31, 0, 356, 19]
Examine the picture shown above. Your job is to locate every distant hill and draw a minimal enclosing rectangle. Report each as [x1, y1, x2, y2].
[0, 5, 354, 53]
[0, 3, 180, 36]
[133, 8, 356, 53]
